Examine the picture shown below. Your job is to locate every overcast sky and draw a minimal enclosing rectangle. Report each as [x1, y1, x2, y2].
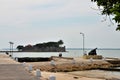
[0, 0, 120, 49]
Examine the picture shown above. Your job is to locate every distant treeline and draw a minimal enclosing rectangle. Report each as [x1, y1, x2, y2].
[16, 40, 66, 52]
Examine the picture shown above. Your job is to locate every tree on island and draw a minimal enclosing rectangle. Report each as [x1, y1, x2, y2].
[16, 40, 65, 52]
[34, 40, 64, 48]
[58, 40, 64, 46]
[91, 0, 120, 30]
[16, 45, 24, 51]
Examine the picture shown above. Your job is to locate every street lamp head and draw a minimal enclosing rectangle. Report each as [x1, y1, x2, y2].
[80, 32, 84, 34]
[80, 32, 84, 36]
[9, 42, 14, 44]
[80, 32, 82, 34]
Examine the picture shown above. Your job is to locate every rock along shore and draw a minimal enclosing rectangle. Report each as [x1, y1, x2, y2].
[28, 57, 112, 72]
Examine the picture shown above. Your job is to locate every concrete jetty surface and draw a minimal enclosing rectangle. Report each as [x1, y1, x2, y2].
[0, 64, 37, 80]
[0, 54, 38, 80]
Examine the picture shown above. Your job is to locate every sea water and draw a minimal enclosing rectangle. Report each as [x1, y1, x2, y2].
[3, 48, 120, 58]
[67, 49, 120, 58]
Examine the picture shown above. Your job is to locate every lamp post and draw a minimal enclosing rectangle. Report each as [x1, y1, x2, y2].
[80, 32, 85, 55]
[9, 41, 14, 57]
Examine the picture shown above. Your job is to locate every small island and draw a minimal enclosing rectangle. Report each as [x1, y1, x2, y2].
[16, 40, 66, 52]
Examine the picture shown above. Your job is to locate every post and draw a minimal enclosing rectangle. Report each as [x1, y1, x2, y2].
[49, 75, 56, 80]
[15, 58, 18, 62]
[80, 32, 85, 55]
[22, 62, 26, 67]
[28, 65, 33, 71]
[90, 57, 93, 63]
[9, 41, 14, 57]
[36, 69, 41, 77]
[51, 60, 55, 66]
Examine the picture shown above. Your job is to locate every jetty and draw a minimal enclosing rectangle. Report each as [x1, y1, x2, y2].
[105, 58, 120, 66]
[0, 64, 38, 80]
[28, 57, 112, 72]
[98, 57, 120, 72]
[0, 54, 42, 80]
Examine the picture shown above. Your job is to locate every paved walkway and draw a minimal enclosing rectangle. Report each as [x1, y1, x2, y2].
[0, 54, 38, 80]
[0, 64, 38, 80]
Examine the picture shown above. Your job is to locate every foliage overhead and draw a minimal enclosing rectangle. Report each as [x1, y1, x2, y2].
[91, 0, 120, 30]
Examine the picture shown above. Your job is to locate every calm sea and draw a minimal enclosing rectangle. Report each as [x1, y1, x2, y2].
[5, 48, 120, 58]
[66, 49, 120, 58]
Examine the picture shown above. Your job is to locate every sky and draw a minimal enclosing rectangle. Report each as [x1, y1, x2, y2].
[0, 0, 120, 49]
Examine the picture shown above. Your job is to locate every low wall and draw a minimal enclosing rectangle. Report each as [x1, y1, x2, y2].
[83, 55, 103, 59]
[51, 56, 73, 60]
[17, 57, 50, 62]
[106, 59, 120, 67]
